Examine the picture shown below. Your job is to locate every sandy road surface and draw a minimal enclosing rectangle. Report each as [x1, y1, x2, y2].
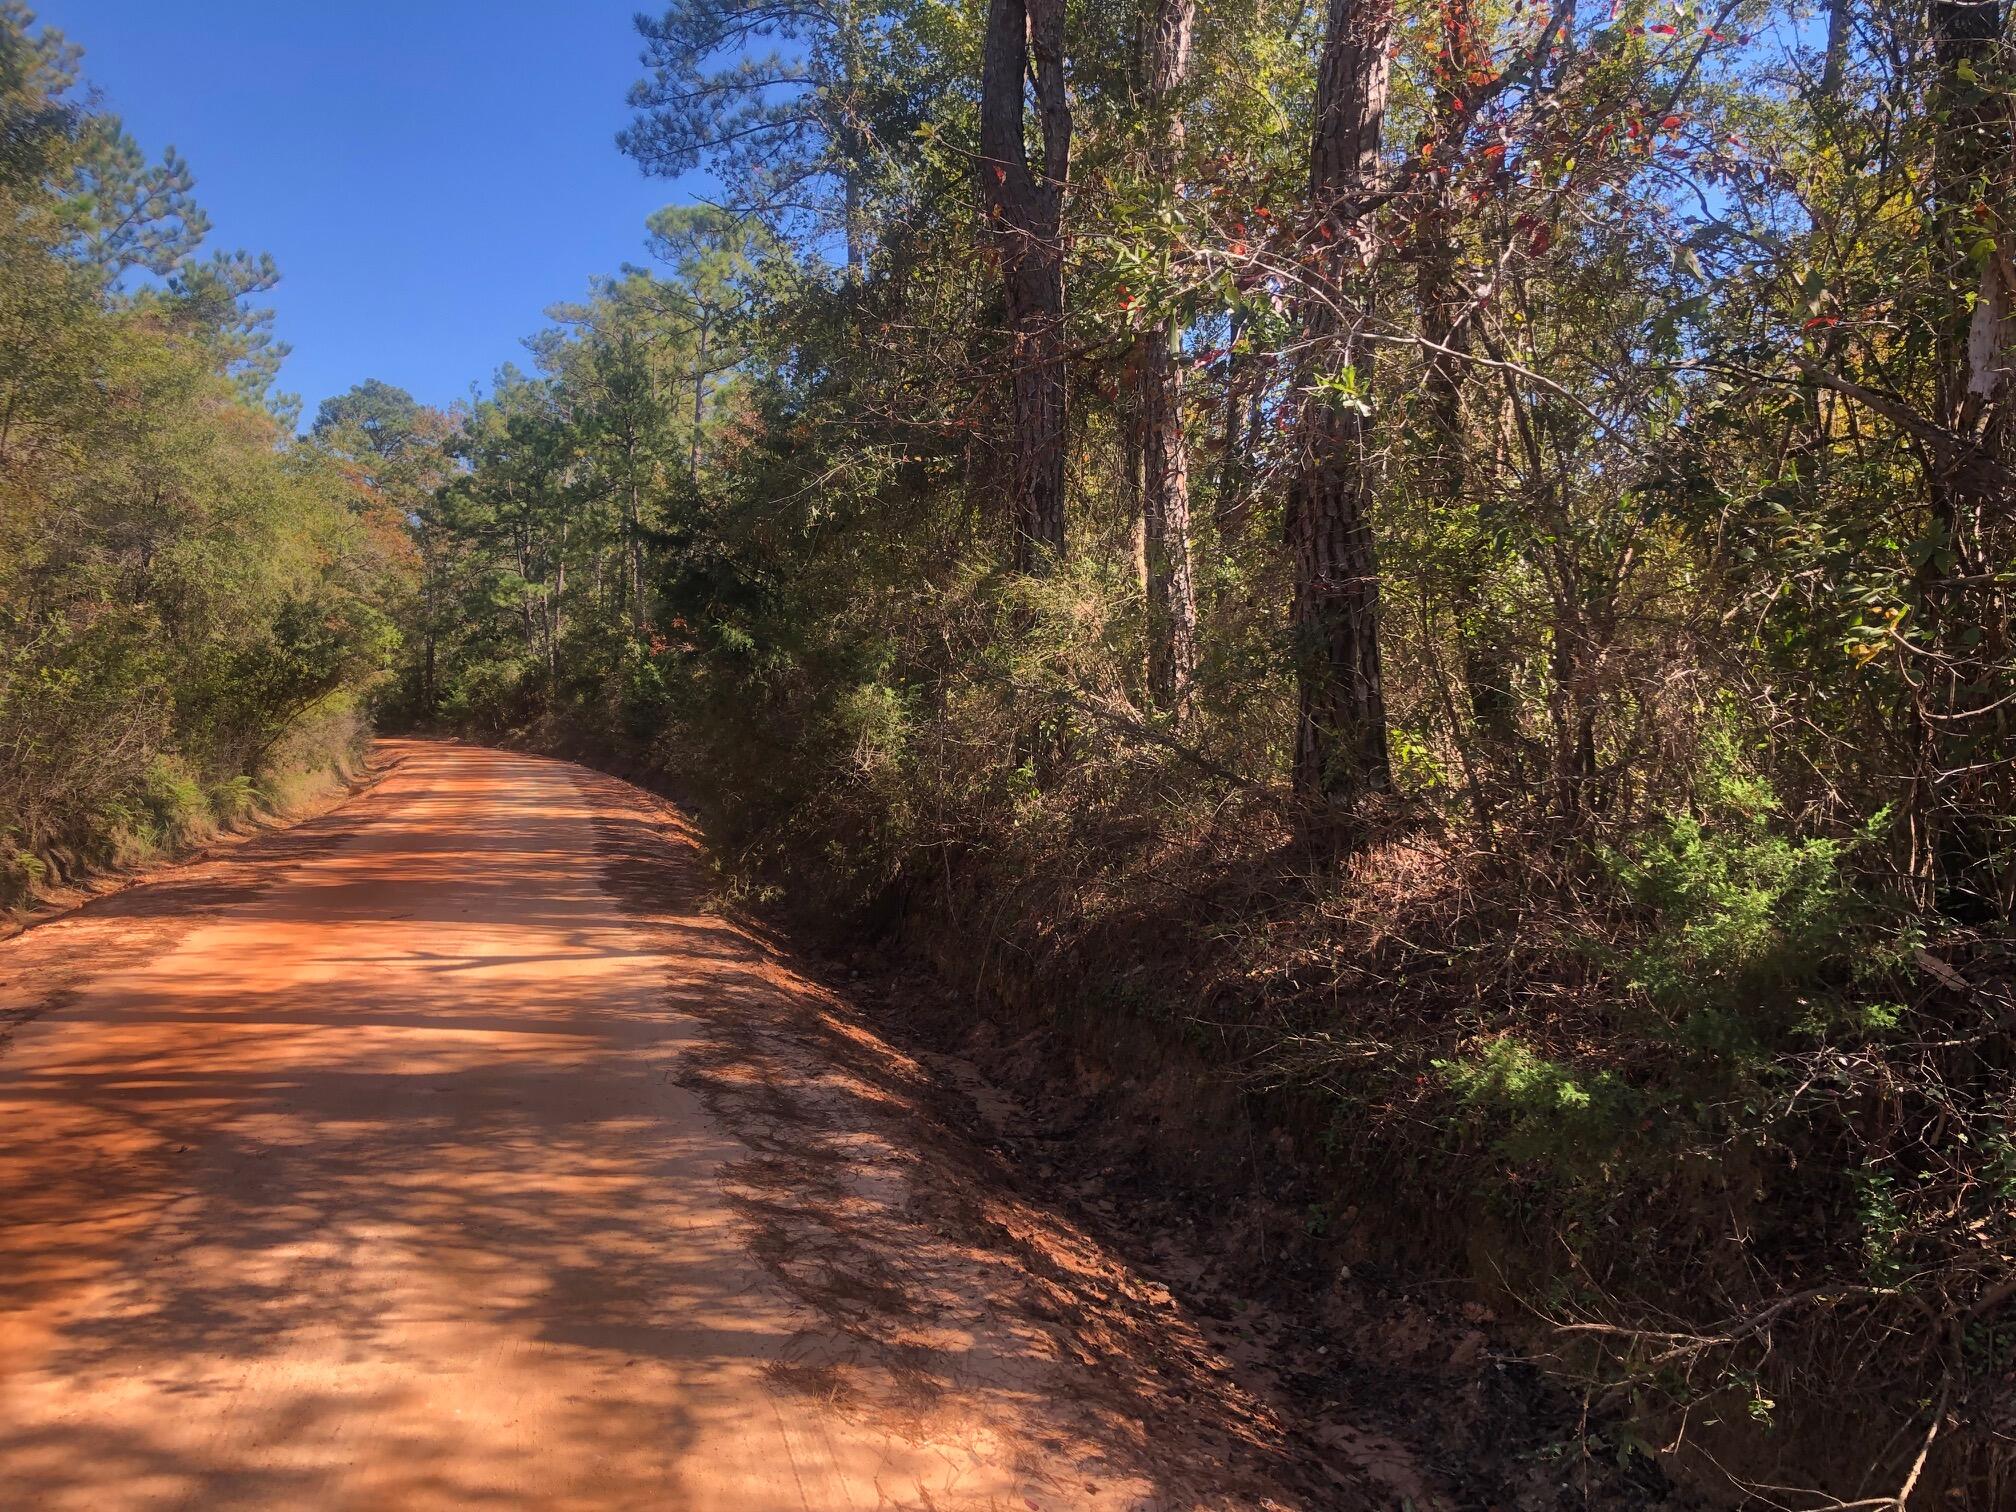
[0, 742, 1346, 1512]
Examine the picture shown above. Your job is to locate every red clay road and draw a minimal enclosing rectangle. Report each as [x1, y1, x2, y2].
[0, 743, 1341, 1512]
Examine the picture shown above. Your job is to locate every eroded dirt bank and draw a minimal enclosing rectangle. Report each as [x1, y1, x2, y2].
[0, 739, 1360, 1510]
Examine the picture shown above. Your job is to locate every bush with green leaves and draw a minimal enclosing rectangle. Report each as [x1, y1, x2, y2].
[1605, 813, 1875, 1054]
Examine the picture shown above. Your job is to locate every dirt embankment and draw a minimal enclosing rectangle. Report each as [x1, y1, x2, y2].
[2, 750, 388, 947]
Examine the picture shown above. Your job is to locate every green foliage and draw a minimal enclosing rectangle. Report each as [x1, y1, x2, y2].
[136, 755, 209, 851]
[1438, 1038, 1638, 1175]
[1606, 814, 1868, 1050]
[830, 681, 912, 777]
[1851, 1165, 1908, 1286]
[0, 8, 408, 906]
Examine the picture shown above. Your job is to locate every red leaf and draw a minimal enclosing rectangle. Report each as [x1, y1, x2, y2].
[1802, 315, 1838, 331]
[1649, 22, 1677, 34]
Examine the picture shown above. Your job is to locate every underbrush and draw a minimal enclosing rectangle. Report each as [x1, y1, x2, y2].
[729, 792, 1998, 1496]
[861, 791, 2010, 1502]
[0, 704, 371, 915]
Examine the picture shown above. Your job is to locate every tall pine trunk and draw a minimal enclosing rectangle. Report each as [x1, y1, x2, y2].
[981, 0, 1072, 570]
[1288, 0, 1394, 821]
[1134, 0, 1199, 714]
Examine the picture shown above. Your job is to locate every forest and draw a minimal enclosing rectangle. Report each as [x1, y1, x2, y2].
[3, 0, 2015, 1500]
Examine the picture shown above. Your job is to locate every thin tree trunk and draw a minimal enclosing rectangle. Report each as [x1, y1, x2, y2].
[1121, 344, 1146, 589]
[1215, 310, 1253, 540]
[1917, 0, 2014, 915]
[840, 0, 867, 277]
[628, 467, 645, 635]
[550, 523, 567, 693]
[422, 592, 438, 716]
[1134, 0, 1199, 714]
[514, 512, 541, 667]
[1288, 0, 1395, 821]
[418, 525, 440, 718]
[1141, 328, 1197, 709]
[981, 0, 1072, 571]
[691, 316, 710, 486]
[1419, 0, 1514, 747]
[844, 168, 865, 278]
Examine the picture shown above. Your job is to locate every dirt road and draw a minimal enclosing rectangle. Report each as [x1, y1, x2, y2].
[0, 742, 1346, 1511]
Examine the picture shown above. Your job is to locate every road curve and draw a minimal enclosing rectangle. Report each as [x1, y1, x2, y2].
[0, 742, 1335, 1512]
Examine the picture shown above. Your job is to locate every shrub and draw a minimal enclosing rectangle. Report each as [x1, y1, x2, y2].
[138, 755, 212, 852]
[1604, 813, 1874, 1053]
[1438, 1036, 1638, 1176]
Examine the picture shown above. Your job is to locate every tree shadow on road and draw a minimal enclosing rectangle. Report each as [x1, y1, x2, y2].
[590, 774, 1366, 1512]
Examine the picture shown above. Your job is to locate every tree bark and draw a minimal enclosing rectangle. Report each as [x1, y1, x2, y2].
[1819, 0, 1851, 95]
[839, 0, 868, 277]
[1288, 0, 1394, 818]
[981, 0, 1072, 571]
[1918, 0, 2014, 916]
[1134, 0, 1199, 714]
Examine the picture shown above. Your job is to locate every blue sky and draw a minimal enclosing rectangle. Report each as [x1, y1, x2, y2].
[45, 1, 692, 423]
